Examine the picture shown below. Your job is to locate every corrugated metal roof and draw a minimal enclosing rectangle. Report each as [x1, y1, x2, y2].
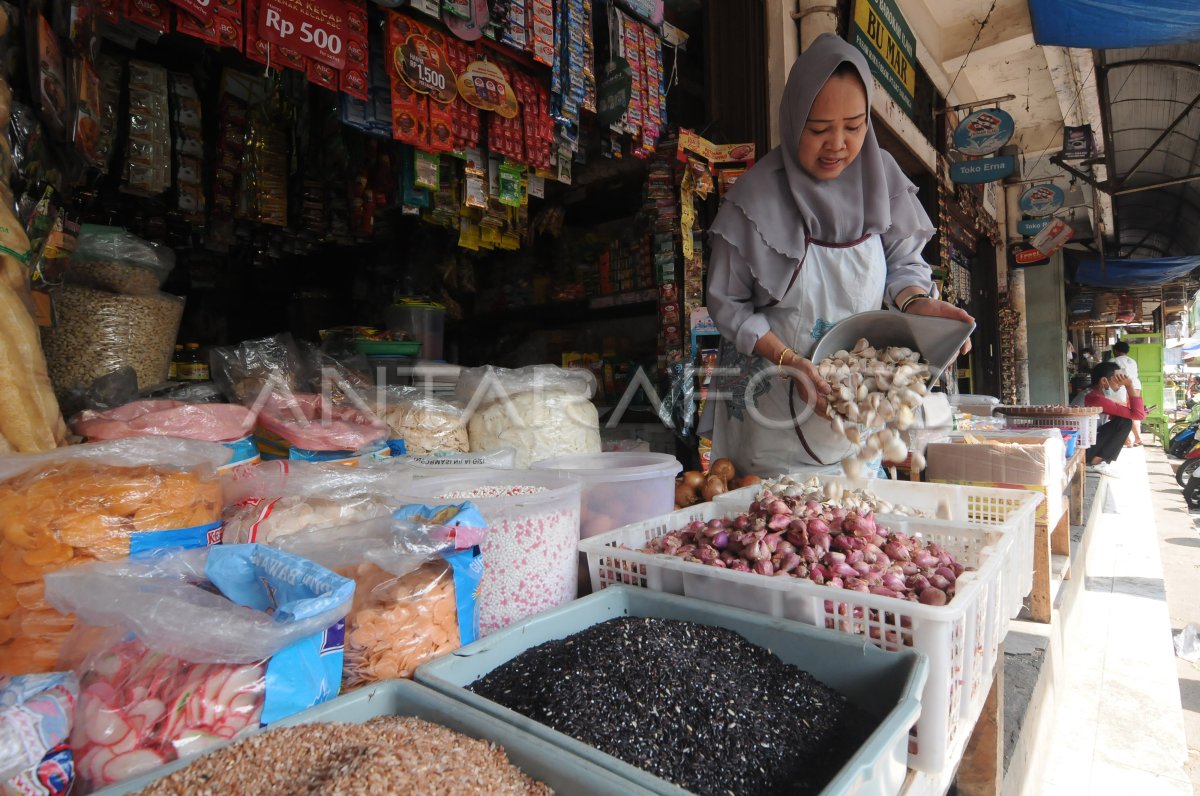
[1100, 44, 1200, 259]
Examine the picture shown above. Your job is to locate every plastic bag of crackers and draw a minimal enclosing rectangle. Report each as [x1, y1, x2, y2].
[276, 502, 484, 688]
[0, 438, 230, 675]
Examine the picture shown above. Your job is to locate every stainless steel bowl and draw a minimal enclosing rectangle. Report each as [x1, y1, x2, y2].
[809, 310, 975, 384]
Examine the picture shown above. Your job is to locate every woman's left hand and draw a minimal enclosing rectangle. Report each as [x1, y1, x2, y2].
[904, 298, 975, 355]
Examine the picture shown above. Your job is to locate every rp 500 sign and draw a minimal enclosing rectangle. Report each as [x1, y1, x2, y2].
[260, 0, 348, 69]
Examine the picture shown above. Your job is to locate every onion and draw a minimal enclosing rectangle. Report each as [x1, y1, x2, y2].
[681, 471, 706, 491]
[675, 482, 699, 508]
[701, 476, 728, 501]
[735, 474, 762, 489]
[919, 587, 948, 606]
[710, 458, 736, 482]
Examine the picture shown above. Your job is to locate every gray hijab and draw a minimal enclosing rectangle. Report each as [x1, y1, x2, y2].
[709, 33, 934, 300]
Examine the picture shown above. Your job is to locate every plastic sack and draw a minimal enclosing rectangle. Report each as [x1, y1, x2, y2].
[0, 438, 230, 675]
[70, 400, 256, 444]
[65, 227, 174, 296]
[43, 545, 354, 792]
[1175, 623, 1200, 662]
[274, 504, 484, 688]
[253, 392, 388, 459]
[209, 334, 309, 405]
[364, 386, 469, 456]
[220, 460, 413, 545]
[41, 286, 184, 399]
[455, 365, 601, 467]
[0, 672, 77, 796]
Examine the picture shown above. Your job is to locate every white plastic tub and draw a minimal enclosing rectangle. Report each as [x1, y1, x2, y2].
[578, 504, 1014, 774]
[531, 452, 682, 539]
[951, 394, 1001, 417]
[397, 469, 582, 635]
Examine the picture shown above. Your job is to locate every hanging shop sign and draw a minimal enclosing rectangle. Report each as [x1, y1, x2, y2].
[949, 155, 1016, 184]
[850, 0, 916, 117]
[1062, 124, 1097, 161]
[596, 58, 633, 127]
[395, 30, 458, 103]
[441, 0, 489, 41]
[1031, 216, 1074, 254]
[457, 60, 518, 118]
[1018, 184, 1065, 217]
[1017, 217, 1052, 237]
[259, 0, 349, 70]
[952, 108, 1015, 156]
[1009, 242, 1051, 268]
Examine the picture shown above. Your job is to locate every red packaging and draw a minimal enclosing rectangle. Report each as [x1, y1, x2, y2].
[339, 0, 369, 100]
[96, 0, 120, 25]
[175, 8, 219, 43]
[124, 0, 170, 33]
[387, 11, 429, 147]
[214, 6, 243, 52]
[277, 45, 306, 71]
[243, 0, 273, 65]
[307, 58, 339, 90]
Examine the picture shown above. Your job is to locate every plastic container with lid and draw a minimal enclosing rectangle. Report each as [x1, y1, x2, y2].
[386, 300, 446, 361]
[397, 469, 582, 635]
[949, 394, 1000, 417]
[531, 452, 682, 539]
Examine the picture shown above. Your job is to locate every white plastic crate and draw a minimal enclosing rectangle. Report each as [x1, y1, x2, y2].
[715, 476, 1042, 622]
[1000, 413, 1099, 447]
[579, 505, 1013, 774]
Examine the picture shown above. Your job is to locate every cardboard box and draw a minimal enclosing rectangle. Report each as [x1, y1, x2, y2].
[925, 430, 1065, 523]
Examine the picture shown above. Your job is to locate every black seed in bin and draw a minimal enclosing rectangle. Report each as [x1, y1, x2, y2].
[468, 617, 875, 796]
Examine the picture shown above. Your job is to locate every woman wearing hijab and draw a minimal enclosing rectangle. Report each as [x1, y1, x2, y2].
[704, 34, 973, 477]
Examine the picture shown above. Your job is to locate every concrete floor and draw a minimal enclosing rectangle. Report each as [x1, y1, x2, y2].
[1037, 445, 1198, 795]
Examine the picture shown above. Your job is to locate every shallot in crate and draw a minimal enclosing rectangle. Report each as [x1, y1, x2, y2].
[578, 496, 1012, 774]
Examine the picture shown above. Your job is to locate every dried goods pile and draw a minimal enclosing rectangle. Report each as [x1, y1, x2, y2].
[642, 489, 966, 605]
[469, 617, 870, 796]
[817, 338, 931, 478]
[760, 475, 942, 519]
[134, 717, 552, 795]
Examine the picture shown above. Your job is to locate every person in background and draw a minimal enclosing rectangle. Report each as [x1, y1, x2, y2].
[1082, 361, 1145, 477]
[1080, 347, 1098, 370]
[1110, 340, 1142, 446]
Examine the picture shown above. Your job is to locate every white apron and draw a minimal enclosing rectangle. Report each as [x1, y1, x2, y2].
[707, 233, 888, 477]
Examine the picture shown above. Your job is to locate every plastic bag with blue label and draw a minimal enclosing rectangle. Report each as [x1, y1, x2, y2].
[42, 545, 353, 793]
[275, 503, 484, 688]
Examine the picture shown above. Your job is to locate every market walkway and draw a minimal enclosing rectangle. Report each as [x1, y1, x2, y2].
[1038, 445, 1192, 795]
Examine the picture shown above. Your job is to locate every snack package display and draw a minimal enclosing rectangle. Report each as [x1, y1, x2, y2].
[274, 503, 484, 688]
[65, 227, 174, 296]
[220, 460, 413, 545]
[365, 386, 469, 456]
[253, 393, 389, 461]
[43, 545, 354, 792]
[70, 400, 256, 443]
[0, 438, 231, 675]
[455, 365, 601, 467]
[0, 672, 78, 795]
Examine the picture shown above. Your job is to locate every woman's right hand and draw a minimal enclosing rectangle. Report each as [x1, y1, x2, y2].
[783, 354, 832, 420]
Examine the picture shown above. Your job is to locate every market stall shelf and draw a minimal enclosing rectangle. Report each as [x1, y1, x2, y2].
[417, 586, 928, 796]
[575, 503, 1017, 774]
[92, 679, 650, 796]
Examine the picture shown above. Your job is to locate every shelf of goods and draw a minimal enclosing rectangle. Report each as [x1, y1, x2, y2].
[417, 586, 928, 796]
[578, 478, 1040, 774]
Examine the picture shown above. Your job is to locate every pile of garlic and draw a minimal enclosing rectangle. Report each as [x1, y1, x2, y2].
[817, 337, 931, 478]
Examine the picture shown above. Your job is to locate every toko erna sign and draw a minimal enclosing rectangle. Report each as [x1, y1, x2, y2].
[952, 108, 1015, 156]
[1018, 184, 1065, 217]
[949, 155, 1015, 184]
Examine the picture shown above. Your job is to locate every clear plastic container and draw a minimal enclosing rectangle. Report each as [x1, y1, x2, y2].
[531, 452, 682, 539]
[386, 300, 446, 361]
[950, 394, 1000, 417]
[397, 469, 582, 635]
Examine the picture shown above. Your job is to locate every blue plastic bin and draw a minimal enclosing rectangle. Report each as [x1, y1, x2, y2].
[417, 586, 929, 796]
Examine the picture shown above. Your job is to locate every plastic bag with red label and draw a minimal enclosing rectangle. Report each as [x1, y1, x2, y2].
[0, 671, 78, 796]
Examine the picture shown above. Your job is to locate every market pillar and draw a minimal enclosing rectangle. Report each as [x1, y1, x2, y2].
[766, 0, 807, 148]
[1024, 251, 1070, 404]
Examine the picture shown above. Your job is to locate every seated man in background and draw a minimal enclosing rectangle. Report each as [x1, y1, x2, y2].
[1111, 341, 1143, 446]
[1081, 361, 1145, 477]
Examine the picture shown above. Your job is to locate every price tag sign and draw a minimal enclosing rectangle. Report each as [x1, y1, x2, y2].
[395, 32, 458, 104]
[457, 60, 518, 118]
[260, 0, 348, 70]
[169, 0, 215, 22]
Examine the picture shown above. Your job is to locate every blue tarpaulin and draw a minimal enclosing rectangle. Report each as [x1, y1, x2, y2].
[1029, 0, 1200, 48]
[1074, 256, 1200, 288]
